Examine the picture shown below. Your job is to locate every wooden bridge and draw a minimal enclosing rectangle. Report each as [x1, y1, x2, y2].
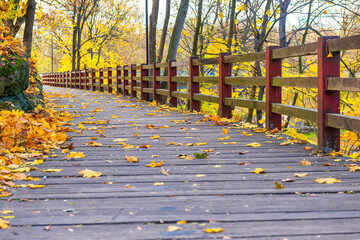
[1, 35, 360, 239]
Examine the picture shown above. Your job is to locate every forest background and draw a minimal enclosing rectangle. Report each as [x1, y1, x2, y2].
[1, 0, 360, 155]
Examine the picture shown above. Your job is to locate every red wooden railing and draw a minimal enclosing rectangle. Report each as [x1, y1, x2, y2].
[42, 35, 360, 152]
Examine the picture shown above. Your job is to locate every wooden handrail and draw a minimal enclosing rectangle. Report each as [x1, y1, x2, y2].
[41, 34, 360, 152]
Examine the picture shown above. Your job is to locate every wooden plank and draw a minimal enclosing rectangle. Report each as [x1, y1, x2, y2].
[142, 87, 153, 93]
[155, 62, 168, 68]
[272, 77, 317, 88]
[192, 57, 218, 66]
[133, 86, 141, 92]
[124, 85, 131, 90]
[171, 76, 189, 83]
[155, 89, 169, 96]
[131, 65, 141, 70]
[223, 52, 266, 63]
[132, 76, 141, 80]
[327, 113, 360, 133]
[124, 76, 131, 80]
[171, 60, 187, 67]
[156, 76, 168, 82]
[327, 35, 360, 52]
[142, 64, 153, 69]
[171, 91, 190, 99]
[142, 76, 153, 81]
[272, 103, 317, 122]
[272, 42, 317, 59]
[224, 98, 266, 110]
[193, 93, 219, 103]
[193, 76, 218, 84]
[327, 77, 360, 91]
[225, 76, 265, 86]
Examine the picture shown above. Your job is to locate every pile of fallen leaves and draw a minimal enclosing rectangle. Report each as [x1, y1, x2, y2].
[0, 101, 73, 200]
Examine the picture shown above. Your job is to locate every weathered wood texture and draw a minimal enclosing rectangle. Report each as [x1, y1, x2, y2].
[1, 86, 359, 239]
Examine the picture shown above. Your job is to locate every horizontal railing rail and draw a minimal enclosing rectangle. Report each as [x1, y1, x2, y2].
[41, 35, 360, 152]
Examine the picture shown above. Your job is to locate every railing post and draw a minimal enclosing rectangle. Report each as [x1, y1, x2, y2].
[123, 65, 129, 95]
[265, 46, 282, 130]
[189, 56, 200, 112]
[107, 67, 112, 93]
[116, 66, 121, 95]
[61, 72, 64, 87]
[168, 60, 177, 107]
[80, 70, 84, 89]
[91, 69, 96, 91]
[218, 52, 232, 118]
[99, 68, 104, 92]
[140, 64, 147, 100]
[67, 71, 69, 88]
[153, 62, 160, 103]
[85, 68, 89, 90]
[317, 36, 340, 152]
[131, 64, 137, 98]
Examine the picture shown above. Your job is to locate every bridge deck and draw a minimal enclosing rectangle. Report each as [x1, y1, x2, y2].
[1, 86, 360, 239]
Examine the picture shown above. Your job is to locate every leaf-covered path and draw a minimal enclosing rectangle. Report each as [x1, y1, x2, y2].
[1, 86, 360, 239]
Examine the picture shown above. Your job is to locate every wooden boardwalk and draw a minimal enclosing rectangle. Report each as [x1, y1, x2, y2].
[1, 86, 360, 239]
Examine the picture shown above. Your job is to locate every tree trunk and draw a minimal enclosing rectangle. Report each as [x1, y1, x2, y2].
[77, 12, 81, 70]
[279, 0, 291, 48]
[23, 0, 36, 58]
[157, 0, 170, 63]
[191, 0, 203, 56]
[226, 0, 236, 52]
[149, 0, 159, 64]
[165, 0, 190, 62]
[72, 4, 77, 71]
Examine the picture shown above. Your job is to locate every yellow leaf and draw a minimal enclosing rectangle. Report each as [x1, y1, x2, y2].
[313, 178, 341, 184]
[167, 225, 181, 232]
[12, 167, 37, 173]
[86, 141, 103, 147]
[137, 144, 152, 149]
[258, 118, 265, 124]
[61, 149, 69, 154]
[204, 228, 224, 233]
[294, 173, 309, 178]
[304, 146, 313, 151]
[218, 136, 230, 141]
[145, 161, 163, 168]
[176, 220, 187, 224]
[274, 181, 284, 189]
[133, 133, 139, 137]
[221, 142, 237, 145]
[0, 218, 10, 229]
[153, 182, 164, 186]
[79, 169, 102, 178]
[0, 210, 13, 214]
[150, 134, 161, 139]
[194, 142, 207, 146]
[152, 155, 160, 158]
[349, 165, 360, 172]
[252, 168, 265, 174]
[146, 113, 157, 116]
[247, 142, 261, 147]
[219, 12, 224, 19]
[222, 128, 228, 134]
[299, 159, 312, 166]
[123, 144, 135, 149]
[90, 137, 98, 140]
[67, 152, 86, 158]
[26, 184, 45, 189]
[196, 174, 206, 177]
[42, 169, 63, 172]
[125, 155, 139, 163]
[113, 138, 128, 142]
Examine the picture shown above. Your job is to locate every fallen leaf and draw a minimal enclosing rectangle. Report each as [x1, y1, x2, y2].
[150, 134, 160, 139]
[145, 161, 163, 167]
[61, 149, 69, 154]
[299, 159, 312, 166]
[79, 169, 102, 178]
[247, 142, 261, 147]
[152, 155, 159, 158]
[313, 178, 341, 184]
[67, 152, 86, 158]
[123, 144, 135, 149]
[196, 174, 206, 177]
[322, 163, 336, 166]
[167, 226, 181, 232]
[133, 133, 139, 137]
[176, 220, 187, 224]
[294, 173, 309, 178]
[218, 136, 230, 141]
[204, 228, 224, 233]
[349, 165, 360, 172]
[86, 141, 103, 147]
[44, 225, 51, 231]
[304, 146, 313, 150]
[222, 128, 228, 134]
[113, 138, 128, 142]
[0, 210, 13, 214]
[125, 155, 139, 163]
[221, 142, 237, 145]
[0, 218, 10, 229]
[137, 144, 152, 148]
[12, 167, 37, 173]
[42, 169, 63, 172]
[154, 182, 164, 186]
[26, 184, 45, 189]
[274, 181, 284, 189]
[252, 168, 265, 174]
